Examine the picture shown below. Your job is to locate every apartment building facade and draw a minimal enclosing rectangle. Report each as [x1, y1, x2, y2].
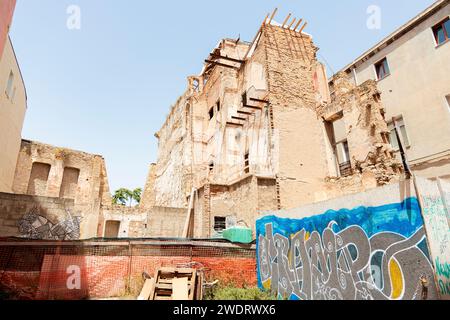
[0, 0, 27, 193]
[334, 0, 450, 180]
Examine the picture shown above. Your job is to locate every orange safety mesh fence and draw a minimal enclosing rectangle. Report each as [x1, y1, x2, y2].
[0, 238, 256, 300]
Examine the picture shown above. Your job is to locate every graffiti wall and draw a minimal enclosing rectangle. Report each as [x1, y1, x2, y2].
[17, 207, 81, 240]
[415, 177, 450, 299]
[257, 189, 440, 300]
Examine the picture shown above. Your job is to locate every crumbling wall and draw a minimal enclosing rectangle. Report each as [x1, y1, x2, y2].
[261, 25, 332, 209]
[323, 72, 402, 187]
[153, 94, 193, 208]
[0, 192, 79, 240]
[10, 140, 111, 238]
[140, 163, 156, 209]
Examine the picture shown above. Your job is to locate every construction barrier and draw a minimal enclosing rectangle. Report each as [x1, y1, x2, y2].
[0, 238, 256, 300]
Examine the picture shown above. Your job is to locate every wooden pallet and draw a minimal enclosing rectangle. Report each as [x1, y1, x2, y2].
[149, 268, 199, 301]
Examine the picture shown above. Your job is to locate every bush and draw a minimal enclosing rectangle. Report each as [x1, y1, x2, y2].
[205, 286, 277, 301]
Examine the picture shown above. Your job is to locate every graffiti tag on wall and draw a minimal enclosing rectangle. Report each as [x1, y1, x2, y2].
[416, 177, 450, 299]
[17, 207, 81, 240]
[257, 198, 438, 300]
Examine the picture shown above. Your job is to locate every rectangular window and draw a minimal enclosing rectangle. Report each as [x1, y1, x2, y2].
[388, 116, 410, 150]
[5, 71, 14, 98]
[337, 141, 351, 177]
[244, 152, 250, 174]
[209, 107, 214, 120]
[432, 17, 450, 45]
[214, 217, 226, 233]
[375, 58, 390, 80]
[336, 141, 350, 164]
[216, 100, 221, 113]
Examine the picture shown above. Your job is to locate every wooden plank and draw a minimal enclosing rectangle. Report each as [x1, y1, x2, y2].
[268, 8, 278, 25]
[204, 60, 239, 70]
[189, 271, 197, 300]
[232, 116, 246, 121]
[249, 97, 269, 103]
[288, 18, 296, 29]
[173, 278, 189, 301]
[156, 282, 193, 291]
[226, 122, 244, 127]
[281, 13, 292, 28]
[243, 105, 262, 110]
[210, 54, 244, 64]
[196, 272, 204, 301]
[237, 110, 253, 116]
[137, 278, 155, 300]
[160, 267, 195, 274]
[299, 22, 308, 34]
[294, 19, 303, 31]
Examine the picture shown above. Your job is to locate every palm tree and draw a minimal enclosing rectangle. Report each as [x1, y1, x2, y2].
[131, 188, 142, 205]
[112, 188, 142, 207]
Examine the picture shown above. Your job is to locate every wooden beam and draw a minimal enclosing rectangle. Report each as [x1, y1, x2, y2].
[299, 22, 308, 34]
[172, 278, 189, 301]
[204, 60, 238, 70]
[138, 279, 155, 300]
[288, 18, 296, 29]
[232, 116, 246, 121]
[209, 54, 244, 64]
[262, 13, 269, 26]
[227, 122, 244, 127]
[237, 110, 253, 115]
[249, 97, 269, 103]
[294, 19, 303, 31]
[281, 13, 291, 28]
[243, 104, 262, 110]
[268, 8, 278, 25]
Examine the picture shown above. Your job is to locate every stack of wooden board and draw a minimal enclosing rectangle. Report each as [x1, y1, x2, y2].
[138, 267, 204, 300]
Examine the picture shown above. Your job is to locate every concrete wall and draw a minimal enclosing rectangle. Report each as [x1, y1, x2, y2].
[0, 192, 78, 240]
[256, 179, 442, 300]
[0, 38, 26, 193]
[348, 2, 450, 179]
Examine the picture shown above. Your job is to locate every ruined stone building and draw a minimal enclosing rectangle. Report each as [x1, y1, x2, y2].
[2, 2, 448, 242]
[334, 0, 450, 180]
[142, 15, 403, 239]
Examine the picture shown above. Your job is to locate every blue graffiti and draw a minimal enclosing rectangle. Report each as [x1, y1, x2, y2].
[256, 198, 438, 300]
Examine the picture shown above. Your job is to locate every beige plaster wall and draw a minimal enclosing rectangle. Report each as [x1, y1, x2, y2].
[0, 38, 26, 193]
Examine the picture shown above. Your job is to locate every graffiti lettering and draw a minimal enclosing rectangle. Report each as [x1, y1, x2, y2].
[257, 198, 439, 300]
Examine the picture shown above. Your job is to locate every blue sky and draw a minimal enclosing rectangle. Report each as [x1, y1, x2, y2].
[9, 0, 435, 193]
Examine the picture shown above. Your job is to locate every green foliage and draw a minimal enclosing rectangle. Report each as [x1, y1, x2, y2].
[112, 188, 142, 207]
[205, 286, 277, 301]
